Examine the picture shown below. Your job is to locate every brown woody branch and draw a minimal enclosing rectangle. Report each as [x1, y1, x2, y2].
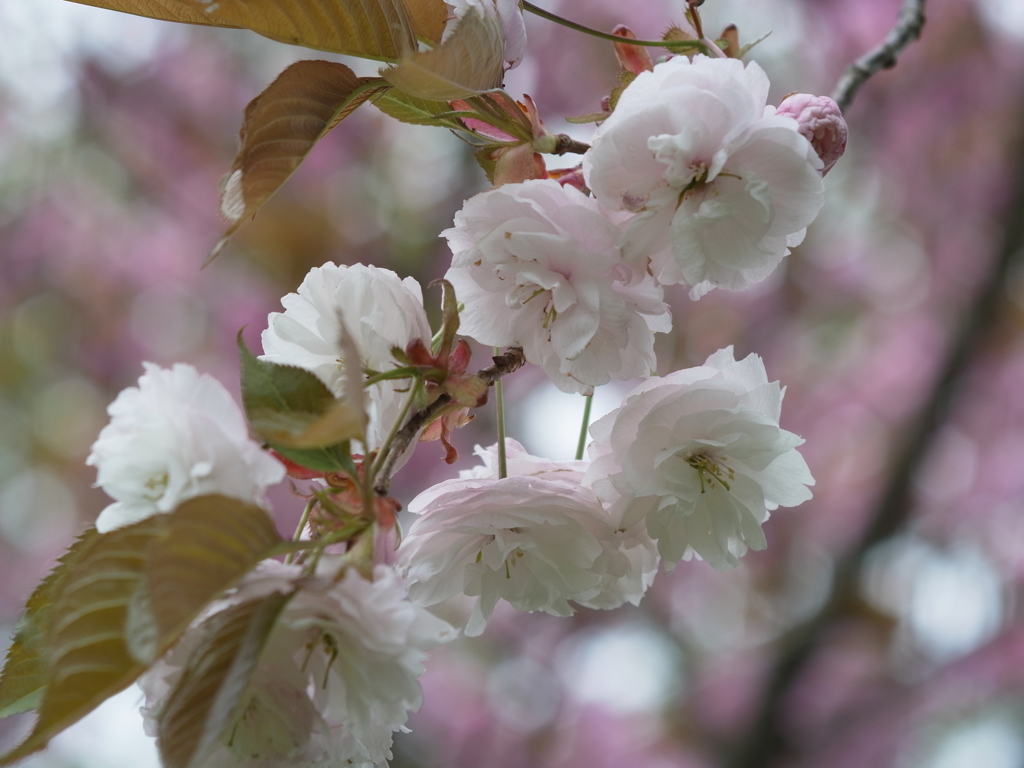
[373, 347, 526, 496]
[831, 0, 927, 112]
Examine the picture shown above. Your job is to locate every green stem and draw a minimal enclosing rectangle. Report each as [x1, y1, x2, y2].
[522, 1, 704, 49]
[271, 519, 371, 559]
[284, 499, 316, 565]
[575, 394, 593, 461]
[370, 379, 423, 483]
[494, 347, 508, 479]
[363, 367, 421, 387]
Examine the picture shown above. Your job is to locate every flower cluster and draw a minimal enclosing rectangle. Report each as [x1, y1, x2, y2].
[449, 55, 841, 392]
[66, 43, 833, 768]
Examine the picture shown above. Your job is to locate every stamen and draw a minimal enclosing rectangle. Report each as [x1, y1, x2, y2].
[687, 454, 734, 493]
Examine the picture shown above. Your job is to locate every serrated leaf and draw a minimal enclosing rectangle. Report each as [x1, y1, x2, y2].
[63, 0, 238, 27]
[210, 61, 387, 262]
[196, 0, 415, 60]
[64, 0, 449, 59]
[372, 89, 456, 127]
[0, 522, 161, 765]
[157, 592, 292, 768]
[0, 530, 100, 719]
[0, 496, 287, 763]
[238, 335, 363, 450]
[131, 496, 284, 665]
[382, 4, 505, 101]
[403, 0, 447, 43]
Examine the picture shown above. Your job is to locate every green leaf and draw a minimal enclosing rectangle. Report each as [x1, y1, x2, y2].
[63, 0, 450, 59]
[382, 4, 505, 101]
[0, 522, 161, 765]
[372, 89, 457, 127]
[273, 443, 356, 475]
[156, 592, 293, 768]
[210, 61, 387, 262]
[63, 0, 239, 27]
[131, 496, 284, 665]
[238, 334, 363, 450]
[191, 0, 416, 60]
[0, 530, 100, 718]
[0, 497, 285, 763]
[402, 0, 448, 44]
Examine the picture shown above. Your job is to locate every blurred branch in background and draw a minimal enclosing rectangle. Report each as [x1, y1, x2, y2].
[725, 82, 1024, 768]
[831, 0, 927, 112]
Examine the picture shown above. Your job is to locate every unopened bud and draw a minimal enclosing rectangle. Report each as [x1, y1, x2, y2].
[777, 93, 848, 176]
[612, 25, 654, 74]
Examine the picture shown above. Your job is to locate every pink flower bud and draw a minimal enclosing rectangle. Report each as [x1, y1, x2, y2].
[777, 93, 848, 176]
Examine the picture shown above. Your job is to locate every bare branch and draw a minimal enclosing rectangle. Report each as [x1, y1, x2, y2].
[831, 0, 927, 112]
[373, 347, 526, 496]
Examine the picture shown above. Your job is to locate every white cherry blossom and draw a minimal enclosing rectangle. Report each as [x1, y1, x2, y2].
[261, 262, 432, 450]
[444, 179, 671, 394]
[583, 55, 825, 298]
[86, 363, 284, 533]
[398, 440, 658, 635]
[140, 563, 455, 768]
[584, 347, 814, 571]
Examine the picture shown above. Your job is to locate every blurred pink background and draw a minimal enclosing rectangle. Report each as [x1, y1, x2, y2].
[3, 1, 1024, 767]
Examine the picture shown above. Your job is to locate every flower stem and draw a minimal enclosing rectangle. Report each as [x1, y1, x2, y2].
[575, 394, 593, 461]
[373, 347, 526, 496]
[522, 1, 702, 49]
[494, 347, 508, 479]
[284, 498, 316, 565]
[271, 518, 372, 560]
[370, 379, 422, 482]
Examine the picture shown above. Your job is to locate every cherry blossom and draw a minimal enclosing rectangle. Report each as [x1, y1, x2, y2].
[260, 262, 432, 450]
[86, 363, 284, 533]
[584, 347, 814, 571]
[444, 179, 671, 394]
[583, 55, 825, 298]
[398, 440, 658, 635]
[139, 563, 455, 767]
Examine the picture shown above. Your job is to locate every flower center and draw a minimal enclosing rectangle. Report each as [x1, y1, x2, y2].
[686, 454, 735, 494]
[142, 472, 169, 502]
[506, 283, 558, 330]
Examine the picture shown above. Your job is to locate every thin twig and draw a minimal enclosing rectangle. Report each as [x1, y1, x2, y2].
[373, 347, 526, 496]
[723, 90, 1024, 768]
[831, 0, 927, 112]
[522, 1, 703, 50]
